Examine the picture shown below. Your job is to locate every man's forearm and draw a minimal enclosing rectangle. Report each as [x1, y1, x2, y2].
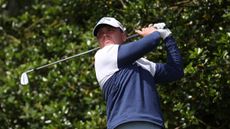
[165, 36, 183, 71]
[117, 32, 161, 68]
[154, 36, 184, 83]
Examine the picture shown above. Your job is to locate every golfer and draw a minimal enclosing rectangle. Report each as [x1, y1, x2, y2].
[93, 17, 184, 129]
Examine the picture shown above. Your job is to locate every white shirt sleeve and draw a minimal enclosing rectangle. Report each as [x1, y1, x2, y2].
[94, 45, 119, 88]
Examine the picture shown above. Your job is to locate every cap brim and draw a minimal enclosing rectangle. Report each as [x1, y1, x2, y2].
[93, 17, 125, 36]
[93, 23, 123, 36]
[93, 24, 106, 36]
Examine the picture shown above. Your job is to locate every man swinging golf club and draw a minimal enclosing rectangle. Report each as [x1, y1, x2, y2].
[93, 17, 184, 129]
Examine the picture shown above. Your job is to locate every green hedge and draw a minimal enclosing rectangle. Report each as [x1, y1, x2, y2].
[0, 0, 229, 128]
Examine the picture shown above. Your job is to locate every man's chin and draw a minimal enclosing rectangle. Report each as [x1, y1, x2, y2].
[104, 40, 114, 44]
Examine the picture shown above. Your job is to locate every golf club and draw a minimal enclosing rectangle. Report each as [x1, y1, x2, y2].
[20, 34, 139, 85]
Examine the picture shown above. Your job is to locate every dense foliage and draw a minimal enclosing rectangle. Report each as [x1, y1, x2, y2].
[0, 0, 229, 129]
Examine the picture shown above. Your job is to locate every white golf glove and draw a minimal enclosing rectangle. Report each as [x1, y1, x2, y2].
[153, 23, 166, 29]
[153, 23, 172, 39]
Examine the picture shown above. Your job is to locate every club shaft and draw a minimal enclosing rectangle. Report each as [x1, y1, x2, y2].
[25, 34, 139, 73]
[127, 34, 139, 40]
[34, 47, 100, 71]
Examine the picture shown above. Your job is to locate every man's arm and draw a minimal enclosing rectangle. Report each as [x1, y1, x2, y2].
[117, 32, 161, 68]
[154, 36, 184, 83]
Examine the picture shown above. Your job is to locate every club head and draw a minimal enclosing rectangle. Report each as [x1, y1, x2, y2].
[20, 72, 29, 85]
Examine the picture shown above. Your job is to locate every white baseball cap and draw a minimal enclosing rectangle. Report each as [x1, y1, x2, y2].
[93, 17, 125, 36]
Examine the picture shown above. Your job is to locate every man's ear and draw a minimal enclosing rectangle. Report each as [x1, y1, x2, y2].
[122, 32, 127, 41]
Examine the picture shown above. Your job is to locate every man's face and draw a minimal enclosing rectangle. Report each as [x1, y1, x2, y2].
[96, 25, 126, 47]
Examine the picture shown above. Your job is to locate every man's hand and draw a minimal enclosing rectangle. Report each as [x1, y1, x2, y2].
[135, 26, 157, 37]
[153, 22, 172, 39]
